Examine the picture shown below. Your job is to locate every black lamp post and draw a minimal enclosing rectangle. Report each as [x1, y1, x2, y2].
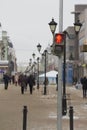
[37, 57, 40, 89]
[62, 31, 67, 115]
[63, 19, 82, 93]
[32, 53, 36, 77]
[42, 50, 47, 95]
[62, 20, 82, 115]
[37, 44, 47, 95]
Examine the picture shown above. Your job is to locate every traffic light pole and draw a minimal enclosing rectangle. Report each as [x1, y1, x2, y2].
[57, 56, 62, 130]
[57, 0, 63, 130]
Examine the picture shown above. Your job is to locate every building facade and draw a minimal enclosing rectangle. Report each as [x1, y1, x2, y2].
[0, 29, 17, 82]
[65, 4, 87, 84]
[75, 5, 87, 78]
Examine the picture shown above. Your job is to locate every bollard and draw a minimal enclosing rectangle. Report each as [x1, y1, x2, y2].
[69, 106, 73, 130]
[23, 106, 28, 130]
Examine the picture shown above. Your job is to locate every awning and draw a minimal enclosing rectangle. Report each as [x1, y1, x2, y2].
[39, 70, 58, 78]
[0, 60, 8, 68]
[0, 65, 8, 68]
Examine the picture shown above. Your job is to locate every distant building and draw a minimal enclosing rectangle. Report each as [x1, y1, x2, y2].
[0, 28, 17, 82]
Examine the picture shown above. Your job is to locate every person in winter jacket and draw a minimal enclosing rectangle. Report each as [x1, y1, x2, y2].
[27, 74, 35, 94]
[3, 73, 10, 90]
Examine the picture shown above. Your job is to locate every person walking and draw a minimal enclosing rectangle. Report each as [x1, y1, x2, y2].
[3, 72, 10, 90]
[14, 73, 19, 86]
[81, 76, 87, 98]
[24, 74, 28, 91]
[11, 75, 15, 84]
[27, 74, 35, 94]
[18, 73, 26, 94]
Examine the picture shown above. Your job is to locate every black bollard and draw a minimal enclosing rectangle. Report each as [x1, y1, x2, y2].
[23, 106, 28, 130]
[69, 106, 74, 130]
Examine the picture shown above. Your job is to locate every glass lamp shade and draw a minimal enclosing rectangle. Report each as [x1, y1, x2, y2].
[50, 45, 53, 52]
[29, 58, 32, 63]
[32, 53, 35, 59]
[37, 57, 39, 62]
[42, 53, 44, 59]
[44, 49, 47, 52]
[37, 43, 42, 52]
[44, 50, 47, 55]
[74, 20, 82, 34]
[49, 18, 57, 34]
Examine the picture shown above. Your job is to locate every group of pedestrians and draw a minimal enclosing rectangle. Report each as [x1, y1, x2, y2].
[16, 73, 35, 94]
[80, 76, 87, 98]
[3, 72, 35, 95]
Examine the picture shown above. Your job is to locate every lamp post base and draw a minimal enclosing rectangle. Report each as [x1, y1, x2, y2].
[44, 86, 46, 95]
[62, 95, 67, 116]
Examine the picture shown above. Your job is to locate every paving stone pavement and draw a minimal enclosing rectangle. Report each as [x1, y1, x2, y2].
[0, 83, 87, 130]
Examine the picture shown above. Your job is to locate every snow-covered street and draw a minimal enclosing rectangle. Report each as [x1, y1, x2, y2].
[0, 84, 87, 130]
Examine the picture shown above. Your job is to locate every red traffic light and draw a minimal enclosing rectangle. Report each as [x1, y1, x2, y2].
[54, 33, 64, 44]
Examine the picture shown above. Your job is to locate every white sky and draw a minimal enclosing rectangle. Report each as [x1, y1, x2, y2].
[0, 0, 87, 64]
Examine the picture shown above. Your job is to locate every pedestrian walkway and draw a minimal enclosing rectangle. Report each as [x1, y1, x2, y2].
[0, 83, 87, 130]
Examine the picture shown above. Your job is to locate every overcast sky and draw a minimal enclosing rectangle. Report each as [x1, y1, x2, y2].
[0, 0, 87, 65]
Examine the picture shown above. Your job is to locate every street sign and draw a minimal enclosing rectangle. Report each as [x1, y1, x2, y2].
[80, 45, 87, 52]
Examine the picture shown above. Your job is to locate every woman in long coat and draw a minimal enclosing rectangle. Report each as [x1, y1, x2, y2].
[18, 74, 26, 94]
[28, 74, 35, 94]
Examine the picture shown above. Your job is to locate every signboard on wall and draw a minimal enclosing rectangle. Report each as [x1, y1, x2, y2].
[80, 45, 87, 52]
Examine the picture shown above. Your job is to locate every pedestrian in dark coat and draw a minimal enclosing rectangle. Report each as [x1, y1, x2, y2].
[81, 76, 87, 98]
[18, 74, 26, 94]
[27, 74, 35, 94]
[24, 75, 28, 91]
[3, 73, 10, 90]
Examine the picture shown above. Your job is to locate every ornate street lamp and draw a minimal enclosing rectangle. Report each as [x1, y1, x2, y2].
[37, 43, 48, 95]
[62, 20, 82, 115]
[37, 43, 42, 53]
[43, 50, 47, 95]
[49, 18, 57, 35]
[48, 18, 57, 56]
[32, 53, 35, 59]
[74, 20, 82, 34]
